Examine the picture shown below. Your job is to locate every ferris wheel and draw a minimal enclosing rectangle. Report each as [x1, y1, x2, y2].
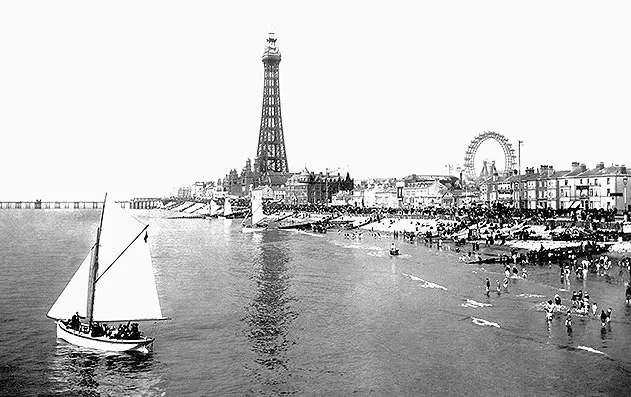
[463, 131, 516, 180]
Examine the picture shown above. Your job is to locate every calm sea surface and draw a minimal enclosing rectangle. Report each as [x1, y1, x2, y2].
[1, 210, 631, 396]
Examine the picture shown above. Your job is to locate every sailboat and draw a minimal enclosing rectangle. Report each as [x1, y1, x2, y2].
[206, 199, 221, 218]
[222, 198, 233, 218]
[47, 194, 168, 353]
[242, 193, 267, 233]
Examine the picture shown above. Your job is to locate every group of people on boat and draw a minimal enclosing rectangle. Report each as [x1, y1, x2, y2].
[90, 321, 142, 340]
[64, 312, 142, 340]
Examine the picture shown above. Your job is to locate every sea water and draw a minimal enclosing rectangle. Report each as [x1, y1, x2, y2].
[1, 210, 630, 396]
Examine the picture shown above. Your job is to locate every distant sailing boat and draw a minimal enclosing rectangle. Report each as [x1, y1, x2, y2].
[242, 192, 267, 233]
[207, 199, 221, 218]
[47, 194, 168, 353]
[222, 198, 233, 218]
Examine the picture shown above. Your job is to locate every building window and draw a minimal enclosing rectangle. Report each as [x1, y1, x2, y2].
[607, 188, 610, 196]
[580, 179, 583, 184]
[607, 178, 610, 185]
[564, 180, 568, 186]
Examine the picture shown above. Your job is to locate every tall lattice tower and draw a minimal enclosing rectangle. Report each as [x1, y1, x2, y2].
[255, 33, 289, 180]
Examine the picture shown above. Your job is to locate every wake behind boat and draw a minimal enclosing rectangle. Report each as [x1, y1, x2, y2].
[47, 194, 168, 353]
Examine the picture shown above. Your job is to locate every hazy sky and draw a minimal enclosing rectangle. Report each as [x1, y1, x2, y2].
[1, 1, 630, 200]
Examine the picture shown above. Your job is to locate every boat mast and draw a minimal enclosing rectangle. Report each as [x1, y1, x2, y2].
[86, 193, 107, 326]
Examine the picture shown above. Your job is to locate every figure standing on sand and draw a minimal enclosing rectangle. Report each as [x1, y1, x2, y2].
[554, 294, 562, 309]
[496, 279, 501, 295]
[485, 278, 490, 297]
[545, 300, 554, 322]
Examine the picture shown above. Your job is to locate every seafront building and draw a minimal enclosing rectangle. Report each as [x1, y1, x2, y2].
[479, 162, 630, 212]
[162, 161, 629, 213]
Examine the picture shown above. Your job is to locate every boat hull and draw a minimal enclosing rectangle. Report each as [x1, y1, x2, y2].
[55, 321, 154, 353]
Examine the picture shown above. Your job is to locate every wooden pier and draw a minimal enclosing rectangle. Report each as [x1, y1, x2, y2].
[0, 197, 164, 210]
[0, 201, 104, 209]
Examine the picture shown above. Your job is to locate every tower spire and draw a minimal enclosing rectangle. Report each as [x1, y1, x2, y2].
[255, 33, 289, 183]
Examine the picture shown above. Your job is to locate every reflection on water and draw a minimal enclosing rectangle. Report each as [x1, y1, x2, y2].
[47, 343, 164, 396]
[243, 230, 298, 394]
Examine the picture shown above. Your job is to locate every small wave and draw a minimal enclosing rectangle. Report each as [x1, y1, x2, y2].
[461, 299, 492, 308]
[517, 293, 546, 298]
[299, 231, 325, 238]
[366, 246, 383, 251]
[576, 346, 605, 355]
[471, 317, 500, 328]
[402, 273, 448, 290]
[367, 251, 383, 257]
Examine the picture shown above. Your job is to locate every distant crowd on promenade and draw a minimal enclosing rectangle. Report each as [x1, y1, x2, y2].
[265, 201, 625, 222]
[265, 202, 629, 239]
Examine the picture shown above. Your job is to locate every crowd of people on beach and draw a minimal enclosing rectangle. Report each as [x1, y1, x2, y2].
[266, 201, 629, 244]
[271, 201, 631, 341]
[265, 201, 626, 227]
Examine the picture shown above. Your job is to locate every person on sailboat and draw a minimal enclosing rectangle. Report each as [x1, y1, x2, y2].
[70, 312, 80, 331]
[130, 323, 141, 339]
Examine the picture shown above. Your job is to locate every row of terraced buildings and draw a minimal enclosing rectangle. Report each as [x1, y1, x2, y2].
[480, 162, 630, 212]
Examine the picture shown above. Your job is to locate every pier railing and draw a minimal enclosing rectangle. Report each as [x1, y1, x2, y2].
[0, 201, 104, 209]
[0, 198, 164, 209]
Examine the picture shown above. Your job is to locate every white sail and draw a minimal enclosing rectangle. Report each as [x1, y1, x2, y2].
[210, 200, 219, 216]
[47, 250, 92, 320]
[223, 199, 232, 216]
[47, 199, 164, 322]
[251, 195, 266, 226]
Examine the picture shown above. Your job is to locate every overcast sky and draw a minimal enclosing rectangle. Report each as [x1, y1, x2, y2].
[1, 1, 630, 201]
